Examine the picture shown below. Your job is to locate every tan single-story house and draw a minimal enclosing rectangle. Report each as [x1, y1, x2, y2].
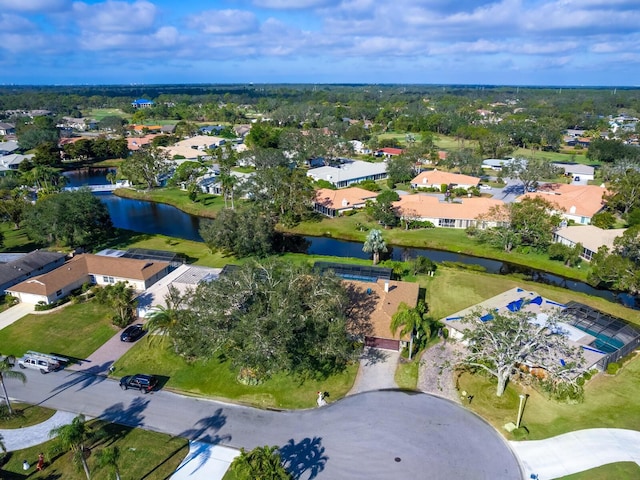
[393, 195, 505, 229]
[411, 170, 480, 190]
[519, 183, 607, 225]
[7, 254, 170, 305]
[346, 278, 420, 351]
[313, 187, 379, 217]
[553, 225, 626, 261]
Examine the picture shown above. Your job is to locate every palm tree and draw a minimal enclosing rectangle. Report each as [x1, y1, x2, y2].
[49, 414, 93, 480]
[231, 445, 291, 479]
[0, 354, 26, 415]
[362, 229, 387, 265]
[390, 303, 422, 360]
[144, 285, 184, 345]
[96, 446, 121, 480]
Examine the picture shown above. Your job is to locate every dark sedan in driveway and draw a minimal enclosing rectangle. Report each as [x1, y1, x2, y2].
[120, 324, 144, 342]
[119, 374, 158, 393]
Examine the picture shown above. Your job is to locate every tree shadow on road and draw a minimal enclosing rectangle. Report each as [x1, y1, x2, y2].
[279, 436, 328, 480]
[36, 362, 112, 406]
[171, 409, 231, 478]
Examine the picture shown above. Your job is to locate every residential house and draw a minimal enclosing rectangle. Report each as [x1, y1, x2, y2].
[7, 254, 170, 305]
[377, 147, 404, 158]
[161, 124, 177, 134]
[313, 187, 378, 217]
[0, 122, 15, 136]
[199, 171, 252, 196]
[348, 140, 371, 155]
[0, 251, 66, 294]
[0, 153, 33, 173]
[442, 288, 614, 372]
[127, 134, 159, 151]
[131, 99, 154, 109]
[346, 278, 420, 351]
[410, 170, 480, 190]
[393, 195, 505, 229]
[552, 163, 595, 181]
[0, 140, 19, 155]
[519, 183, 607, 224]
[307, 160, 387, 188]
[553, 225, 626, 261]
[199, 125, 226, 135]
[482, 159, 509, 171]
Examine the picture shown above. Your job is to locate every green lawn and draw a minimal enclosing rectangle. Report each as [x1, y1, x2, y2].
[0, 403, 55, 429]
[0, 301, 116, 360]
[457, 354, 640, 441]
[0, 223, 42, 252]
[114, 339, 358, 409]
[557, 462, 640, 479]
[86, 108, 131, 121]
[0, 420, 188, 480]
[114, 187, 226, 219]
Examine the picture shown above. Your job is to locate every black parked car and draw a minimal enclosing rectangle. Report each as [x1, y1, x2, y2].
[119, 374, 158, 393]
[120, 324, 145, 342]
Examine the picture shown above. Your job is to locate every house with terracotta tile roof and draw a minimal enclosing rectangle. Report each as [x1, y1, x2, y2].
[553, 225, 626, 261]
[393, 195, 505, 229]
[127, 134, 159, 151]
[313, 187, 378, 217]
[519, 183, 607, 224]
[410, 170, 480, 189]
[377, 147, 404, 157]
[7, 254, 170, 305]
[346, 278, 420, 351]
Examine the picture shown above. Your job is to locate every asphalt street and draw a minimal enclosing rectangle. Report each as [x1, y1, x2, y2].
[6, 368, 521, 479]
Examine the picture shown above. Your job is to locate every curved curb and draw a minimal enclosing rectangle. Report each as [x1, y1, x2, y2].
[0, 410, 77, 452]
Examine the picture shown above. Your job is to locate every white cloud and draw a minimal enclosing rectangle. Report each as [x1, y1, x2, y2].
[72, 0, 156, 33]
[188, 10, 259, 35]
[0, 13, 36, 33]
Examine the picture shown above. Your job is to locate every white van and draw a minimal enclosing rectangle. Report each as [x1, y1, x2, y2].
[17, 351, 68, 374]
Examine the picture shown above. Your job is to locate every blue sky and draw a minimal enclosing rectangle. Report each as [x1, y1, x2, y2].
[1, 0, 639, 86]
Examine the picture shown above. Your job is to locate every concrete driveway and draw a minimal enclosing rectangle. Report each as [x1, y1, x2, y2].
[511, 428, 640, 479]
[348, 347, 399, 395]
[0, 302, 34, 330]
[6, 369, 522, 479]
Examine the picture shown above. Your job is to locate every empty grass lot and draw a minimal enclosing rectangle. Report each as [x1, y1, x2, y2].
[114, 339, 358, 410]
[0, 301, 116, 360]
[114, 187, 226, 219]
[0, 421, 188, 480]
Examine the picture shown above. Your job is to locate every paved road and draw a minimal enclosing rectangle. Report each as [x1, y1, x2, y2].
[5, 368, 521, 479]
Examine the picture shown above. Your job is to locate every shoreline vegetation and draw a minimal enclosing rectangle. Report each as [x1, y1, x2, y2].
[113, 186, 592, 284]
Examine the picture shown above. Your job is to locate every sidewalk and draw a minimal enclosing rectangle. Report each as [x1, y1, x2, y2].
[170, 442, 240, 480]
[510, 428, 640, 479]
[0, 410, 76, 451]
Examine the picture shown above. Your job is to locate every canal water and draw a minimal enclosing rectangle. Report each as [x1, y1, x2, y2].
[64, 170, 634, 307]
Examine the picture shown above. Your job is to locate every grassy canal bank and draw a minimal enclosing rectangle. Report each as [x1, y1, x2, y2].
[114, 187, 591, 283]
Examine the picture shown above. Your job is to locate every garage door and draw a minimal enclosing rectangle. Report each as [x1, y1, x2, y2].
[365, 336, 400, 351]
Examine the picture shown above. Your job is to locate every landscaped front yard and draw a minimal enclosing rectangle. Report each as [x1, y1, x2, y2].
[0, 301, 116, 360]
[113, 339, 358, 410]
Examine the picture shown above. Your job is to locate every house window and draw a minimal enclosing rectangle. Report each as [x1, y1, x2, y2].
[103, 276, 115, 283]
[89, 275, 96, 283]
[56, 289, 62, 297]
[438, 218, 456, 228]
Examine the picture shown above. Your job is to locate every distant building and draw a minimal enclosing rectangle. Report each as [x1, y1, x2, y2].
[307, 160, 387, 188]
[131, 99, 154, 109]
[553, 225, 626, 261]
[410, 170, 480, 190]
[313, 187, 378, 217]
[519, 183, 607, 225]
